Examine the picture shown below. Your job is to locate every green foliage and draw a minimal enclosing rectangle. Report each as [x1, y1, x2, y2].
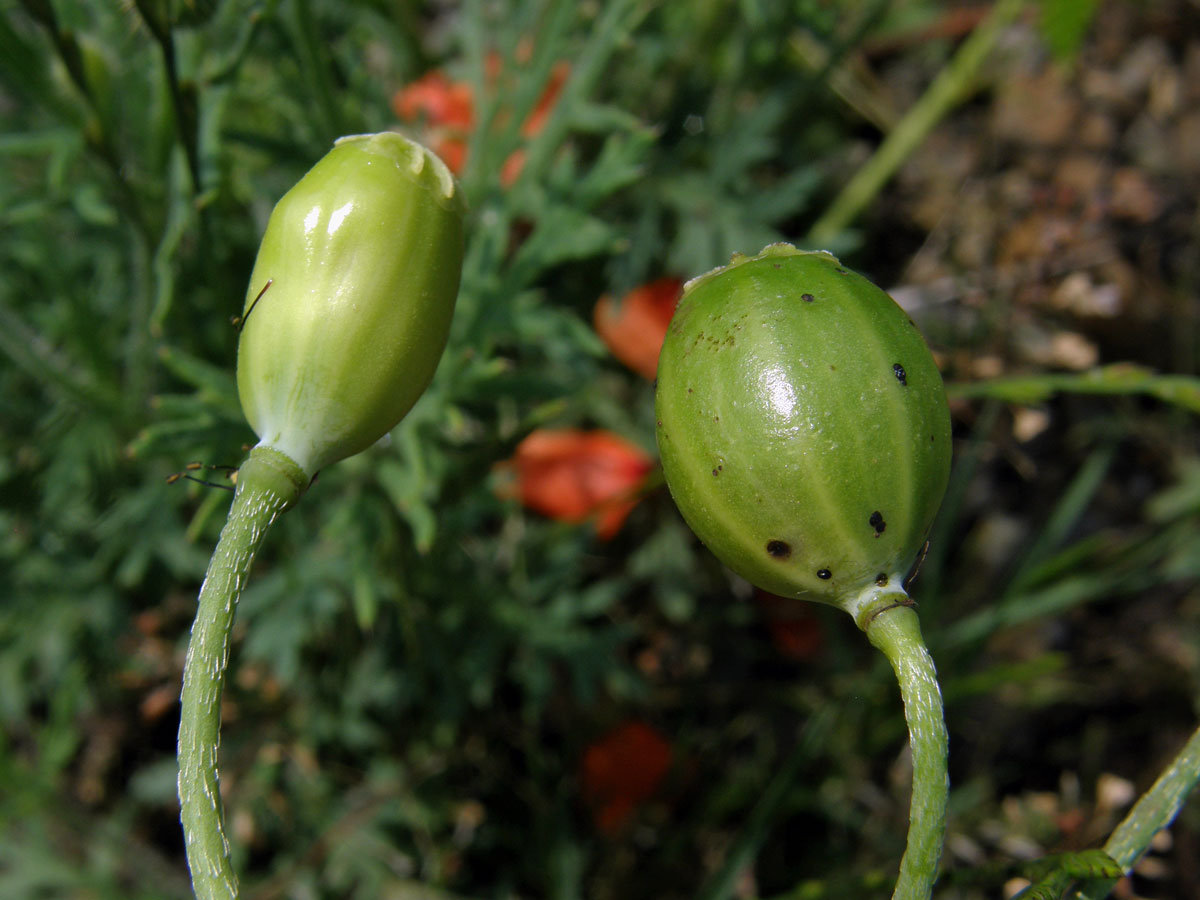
[1014, 848, 1122, 899]
[1037, 0, 1102, 61]
[947, 364, 1200, 415]
[1, 1, 1198, 899]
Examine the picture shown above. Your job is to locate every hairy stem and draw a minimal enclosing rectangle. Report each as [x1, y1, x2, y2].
[1072, 722, 1200, 900]
[857, 596, 949, 900]
[177, 447, 306, 900]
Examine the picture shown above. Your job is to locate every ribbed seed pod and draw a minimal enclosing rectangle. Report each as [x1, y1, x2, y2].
[236, 132, 465, 479]
[654, 243, 951, 608]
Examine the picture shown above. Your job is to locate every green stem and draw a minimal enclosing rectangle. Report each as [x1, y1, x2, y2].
[177, 447, 307, 900]
[806, 0, 1026, 244]
[853, 594, 949, 900]
[131, 0, 202, 195]
[1071, 722, 1200, 900]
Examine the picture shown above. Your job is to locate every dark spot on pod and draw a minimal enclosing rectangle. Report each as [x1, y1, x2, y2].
[869, 510, 886, 536]
[893, 363, 908, 386]
[712, 468, 720, 476]
[656, 420, 663, 427]
[687, 387, 693, 394]
[875, 573, 889, 586]
[817, 568, 832, 580]
[773, 263, 782, 269]
[713, 415, 720, 422]
[766, 540, 791, 559]
[801, 293, 815, 303]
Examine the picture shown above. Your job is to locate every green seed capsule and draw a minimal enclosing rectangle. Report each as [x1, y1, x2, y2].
[236, 132, 465, 479]
[654, 243, 951, 610]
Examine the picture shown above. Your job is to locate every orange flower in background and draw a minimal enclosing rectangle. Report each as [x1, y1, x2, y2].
[521, 60, 570, 138]
[593, 278, 684, 380]
[496, 429, 654, 539]
[498, 147, 527, 189]
[391, 56, 569, 184]
[581, 720, 673, 834]
[391, 70, 474, 175]
[392, 70, 474, 129]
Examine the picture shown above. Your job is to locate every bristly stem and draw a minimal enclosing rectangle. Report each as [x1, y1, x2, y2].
[177, 447, 307, 900]
[1071, 722, 1200, 900]
[855, 594, 949, 900]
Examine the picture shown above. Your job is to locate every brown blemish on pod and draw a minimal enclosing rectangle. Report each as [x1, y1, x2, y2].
[870, 510, 886, 536]
[766, 540, 791, 559]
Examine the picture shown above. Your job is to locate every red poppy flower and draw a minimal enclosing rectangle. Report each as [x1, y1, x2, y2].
[521, 60, 570, 138]
[429, 136, 468, 177]
[390, 70, 474, 176]
[498, 147, 527, 188]
[495, 429, 654, 539]
[593, 278, 683, 380]
[392, 56, 569, 183]
[581, 720, 673, 834]
[391, 70, 474, 130]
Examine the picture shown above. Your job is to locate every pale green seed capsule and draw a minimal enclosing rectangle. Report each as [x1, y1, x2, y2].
[236, 132, 465, 479]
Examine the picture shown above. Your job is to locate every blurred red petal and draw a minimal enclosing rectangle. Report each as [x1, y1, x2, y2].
[432, 134, 469, 175]
[497, 429, 654, 539]
[500, 148, 527, 187]
[581, 720, 673, 834]
[522, 60, 571, 138]
[593, 278, 683, 380]
[392, 70, 474, 130]
[754, 590, 825, 661]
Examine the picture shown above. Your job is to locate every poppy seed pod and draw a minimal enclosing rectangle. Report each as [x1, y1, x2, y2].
[654, 244, 951, 610]
[236, 132, 465, 479]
